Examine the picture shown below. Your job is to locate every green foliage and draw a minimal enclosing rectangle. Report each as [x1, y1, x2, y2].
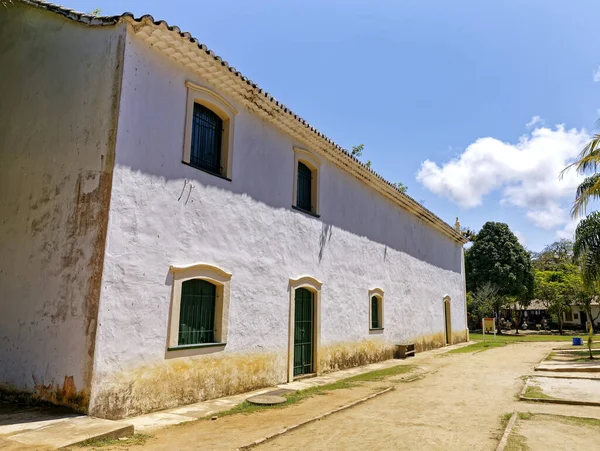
[469, 333, 582, 342]
[213, 364, 414, 418]
[532, 239, 574, 271]
[89, 8, 101, 16]
[351, 143, 364, 157]
[392, 181, 408, 194]
[561, 131, 600, 217]
[468, 281, 499, 325]
[574, 212, 600, 285]
[447, 341, 507, 354]
[350, 144, 407, 192]
[460, 226, 477, 242]
[78, 434, 152, 448]
[465, 222, 534, 304]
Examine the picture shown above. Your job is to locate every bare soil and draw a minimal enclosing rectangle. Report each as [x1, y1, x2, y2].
[513, 414, 600, 451]
[18, 342, 600, 450]
[524, 376, 600, 404]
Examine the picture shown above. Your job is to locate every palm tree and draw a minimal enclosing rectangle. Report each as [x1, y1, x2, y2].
[573, 212, 600, 285]
[561, 133, 600, 217]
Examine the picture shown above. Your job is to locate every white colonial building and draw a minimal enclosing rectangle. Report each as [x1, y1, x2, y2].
[0, 0, 468, 419]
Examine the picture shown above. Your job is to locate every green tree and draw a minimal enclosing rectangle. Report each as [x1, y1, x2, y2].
[535, 270, 571, 334]
[532, 239, 573, 271]
[573, 212, 600, 285]
[468, 281, 499, 328]
[465, 222, 534, 329]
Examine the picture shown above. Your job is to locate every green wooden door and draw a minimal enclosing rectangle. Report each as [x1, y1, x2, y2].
[294, 288, 314, 377]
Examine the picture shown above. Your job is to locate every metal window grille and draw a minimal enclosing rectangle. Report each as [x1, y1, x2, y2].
[371, 296, 380, 329]
[190, 103, 223, 174]
[178, 279, 216, 345]
[297, 162, 312, 212]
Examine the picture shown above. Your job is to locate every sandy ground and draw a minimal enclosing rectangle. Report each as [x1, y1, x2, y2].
[91, 342, 561, 451]
[8, 342, 600, 450]
[259, 343, 551, 451]
[513, 414, 600, 451]
[526, 376, 600, 404]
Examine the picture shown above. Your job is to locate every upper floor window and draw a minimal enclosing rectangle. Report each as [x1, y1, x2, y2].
[292, 147, 321, 217]
[190, 104, 223, 175]
[297, 162, 312, 212]
[183, 81, 237, 180]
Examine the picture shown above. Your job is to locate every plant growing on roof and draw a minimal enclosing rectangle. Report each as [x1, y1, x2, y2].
[351, 144, 407, 192]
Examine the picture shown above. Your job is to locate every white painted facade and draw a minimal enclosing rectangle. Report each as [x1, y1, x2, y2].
[2, 2, 467, 419]
[563, 304, 600, 328]
[0, 3, 124, 407]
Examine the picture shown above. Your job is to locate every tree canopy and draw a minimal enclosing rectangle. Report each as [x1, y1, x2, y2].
[465, 222, 534, 300]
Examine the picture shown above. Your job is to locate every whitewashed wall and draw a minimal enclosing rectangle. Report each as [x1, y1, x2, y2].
[89, 31, 466, 418]
[0, 4, 124, 408]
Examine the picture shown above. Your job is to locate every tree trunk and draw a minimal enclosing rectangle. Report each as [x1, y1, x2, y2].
[558, 314, 563, 335]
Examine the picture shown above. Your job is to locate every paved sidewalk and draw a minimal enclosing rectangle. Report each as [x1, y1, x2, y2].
[0, 404, 132, 450]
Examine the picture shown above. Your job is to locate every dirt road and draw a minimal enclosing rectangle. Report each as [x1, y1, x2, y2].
[260, 342, 549, 450]
[77, 342, 600, 450]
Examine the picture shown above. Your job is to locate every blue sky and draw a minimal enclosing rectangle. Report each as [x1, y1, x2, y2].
[69, 0, 600, 251]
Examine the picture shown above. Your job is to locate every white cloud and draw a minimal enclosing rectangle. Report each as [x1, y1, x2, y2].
[594, 66, 600, 82]
[526, 115, 543, 129]
[555, 217, 581, 240]
[417, 124, 589, 231]
[514, 230, 526, 246]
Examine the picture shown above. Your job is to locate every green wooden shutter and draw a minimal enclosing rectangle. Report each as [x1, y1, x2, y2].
[297, 162, 312, 212]
[371, 296, 379, 329]
[294, 288, 314, 376]
[178, 279, 216, 345]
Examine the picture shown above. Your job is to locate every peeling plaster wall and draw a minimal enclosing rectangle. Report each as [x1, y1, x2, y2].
[0, 4, 124, 408]
[89, 32, 467, 418]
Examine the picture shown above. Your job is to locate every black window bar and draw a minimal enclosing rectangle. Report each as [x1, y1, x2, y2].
[190, 103, 223, 175]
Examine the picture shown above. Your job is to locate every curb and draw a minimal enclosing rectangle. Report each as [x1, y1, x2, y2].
[525, 374, 600, 381]
[237, 387, 394, 450]
[495, 411, 517, 451]
[519, 395, 600, 407]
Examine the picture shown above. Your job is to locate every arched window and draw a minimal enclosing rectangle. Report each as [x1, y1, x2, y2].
[178, 279, 217, 345]
[371, 296, 381, 329]
[190, 103, 223, 175]
[369, 288, 384, 331]
[183, 81, 237, 180]
[296, 162, 312, 212]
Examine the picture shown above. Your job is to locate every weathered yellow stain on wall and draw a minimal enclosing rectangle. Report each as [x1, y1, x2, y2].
[319, 340, 395, 373]
[89, 329, 468, 419]
[90, 352, 287, 419]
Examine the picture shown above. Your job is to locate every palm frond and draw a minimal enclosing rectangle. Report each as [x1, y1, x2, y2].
[560, 134, 600, 179]
[571, 174, 600, 218]
[574, 212, 600, 285]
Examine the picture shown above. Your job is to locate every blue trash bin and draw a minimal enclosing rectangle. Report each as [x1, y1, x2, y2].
[573, 337, 583, 346]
